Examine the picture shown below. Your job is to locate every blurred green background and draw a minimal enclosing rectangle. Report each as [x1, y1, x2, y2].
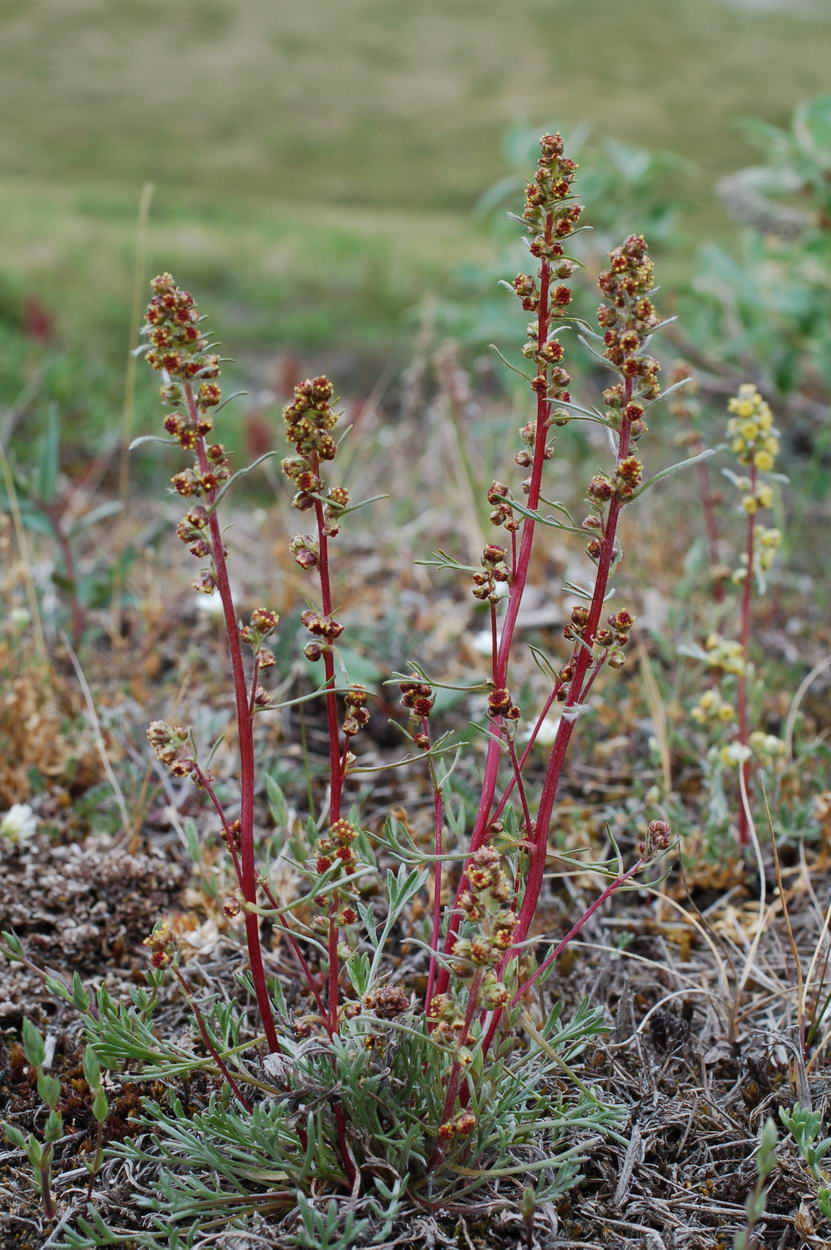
[1, 0, 829, 446]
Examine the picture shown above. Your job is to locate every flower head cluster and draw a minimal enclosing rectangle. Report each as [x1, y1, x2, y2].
[362, 985, 410, 1020]
[691, 688, 736, 725]
[143, 919, 177, 969]
[342, 685, 371, 740]
[725, 385, 782, 584]
[667, 362, 700, 443]
[141, 275, 237, 602]
[451, 847, 515, 973]
[471, 543, 510, 603]
[147, 720, 202, 785]
[144, 273, 220, 383]
[727, 384, 780, 473]
[437, 1110, 477, 1143]
[239, 608, 280, 704]
[428, 845, 514, 1065]
[562, 605, 635, 672]
[499, 135, 584, 518]
[301, 608, 344, 663]
[703, 633, 745, 676]
[637, 819, 672, 861]
[748, 731, 786, 768]
[597, 235, 660, 402]
[486, 480, 519, 535]
[142, 275, 230, 503]
[282, 376, 347, 526]
[313, 818, 362, 928]
[486, 686, 521, 722]
[400, 677, 435, 749]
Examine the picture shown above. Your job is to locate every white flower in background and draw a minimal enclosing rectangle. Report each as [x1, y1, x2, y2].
[527, 714, 561, 747]
[0, 803, 38, 842]
[471, 630, 493, 656]
[193, 592, 224, 616]
[9, 607, 30, 629]
[719, 742, 753, 767]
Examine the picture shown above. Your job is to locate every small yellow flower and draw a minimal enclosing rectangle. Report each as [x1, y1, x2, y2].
[753, 450, 774, 472]
[742, 495, 758, 514]
[756, 484, 773, 509]
[740, 421, 759, 441]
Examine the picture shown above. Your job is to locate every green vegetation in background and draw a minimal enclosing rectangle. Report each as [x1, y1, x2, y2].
[1, 0, 829, 455]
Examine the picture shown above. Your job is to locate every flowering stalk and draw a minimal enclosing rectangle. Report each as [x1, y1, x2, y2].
[500, 233, 659, 988]
[282, 379, 372, 1033]
[423, 220, 669, 1111]
[437, 133, 583, 988]
[141, 274, 279, 1053]
[724, 384, 782, 844]
[736, 464, 757, 846]
[398, 680, 441, 1008]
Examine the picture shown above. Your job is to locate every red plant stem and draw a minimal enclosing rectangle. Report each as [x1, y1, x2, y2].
[475, 385, 635, 1066]
[309, 466, 356, 1186]
[40, 1155, 56, 1221]
[423, 716, 445, 1013]
[334, 1103, 357, 1188]
[46, 506, 85, 645]
[312, 486, 343, 824]
[247, 656, 260, 718]
[191, 764, 243, 889]
[479, 859, 644, 1055]
[173, 966, 253, 1111]
[311, 475, 345, 1029]
[736, 464, 757, 846]
[184, 382, 280, 1054]
[696, 458, 724, 603]
[490, 603, 499, 684]
[489, 677, 565, 826]
[507, 739, 534, 848]
[435, 211, 555, 994]
[505, 738, 535, 919]
[505, 393, 633, 963]
[259, 880, 328, 1021]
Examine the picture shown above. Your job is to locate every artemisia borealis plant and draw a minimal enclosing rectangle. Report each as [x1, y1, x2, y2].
[141, 273, 279, 1052]
[433, 138, 672, 1016]
[281, 377, 373, 1038]
[412, 137, 687, 1142]
[91, 137, 693, 1239]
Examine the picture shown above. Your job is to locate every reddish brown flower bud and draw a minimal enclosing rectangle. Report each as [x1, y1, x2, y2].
[588, 475, 613, 501]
